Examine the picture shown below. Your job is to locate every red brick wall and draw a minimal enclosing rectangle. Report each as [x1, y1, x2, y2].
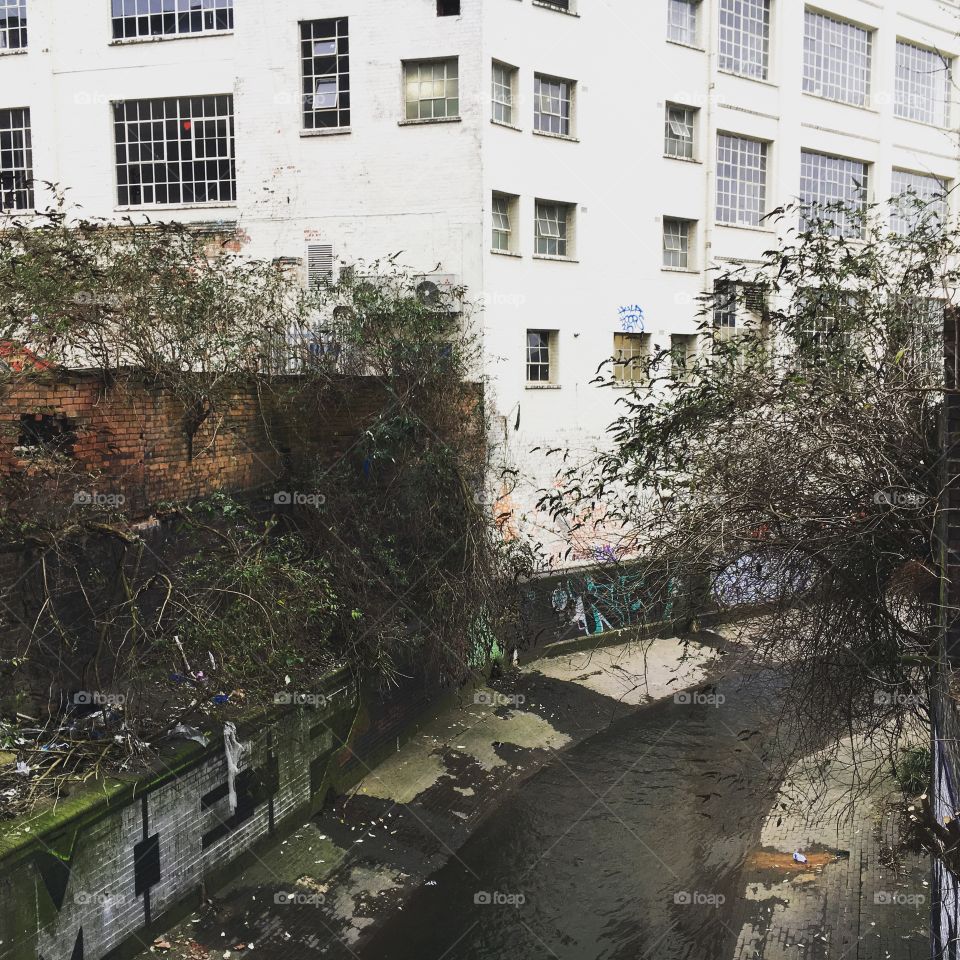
[0, 372, 394, 518]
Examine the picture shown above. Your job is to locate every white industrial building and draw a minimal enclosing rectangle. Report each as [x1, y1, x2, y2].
[1, 0, 958, 560]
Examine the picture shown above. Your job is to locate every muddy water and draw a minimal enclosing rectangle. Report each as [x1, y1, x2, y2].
[358, 669, 790, 960]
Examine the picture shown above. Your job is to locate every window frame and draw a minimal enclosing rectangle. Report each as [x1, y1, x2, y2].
[666, 0, 699, 47]
[492, 192, 519, 254]
[802, 9, 872, 108]
[613, 332, 651, 385]
[534, 200, 574, 258]
[112, 94, 237, 209]
[301, 18, 350, 132]
[890, 168, 949, 236]
[715, 133, 768, 228]
[0, 0, 27, 51]
[895, 39, 952, 128]
[662, 218, 694, 269]
[110, 0, 234, 42]
[799, 149, 870, 239]
[526, 329, 557, 384]
[0, 106, 33, 212]
[664, 103, 696, 159]
[533, 73, 575, 138]
[403, 57, 460, 121]
[718, 0, 771, 81]
[492, 60, 518, 127]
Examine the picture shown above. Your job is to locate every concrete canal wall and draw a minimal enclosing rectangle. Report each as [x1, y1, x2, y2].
[0, 668, 446, 960]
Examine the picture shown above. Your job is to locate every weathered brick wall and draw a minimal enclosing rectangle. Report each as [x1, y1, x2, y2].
[0, 373, 397, 520]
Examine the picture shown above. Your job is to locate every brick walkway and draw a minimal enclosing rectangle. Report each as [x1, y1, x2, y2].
[731, 736, 930, 959]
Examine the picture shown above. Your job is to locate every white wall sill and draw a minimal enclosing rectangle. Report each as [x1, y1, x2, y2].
[109, 31, 233, 45]
[663, 154, 702, 164]
[0, 48, 27, 57]
[533, 130, 579, 143]
[115, 201, 237, 213]
[525, 383, 562, 389]
[491, 249, 522, 258]
[714, 221, 775, 235]
[301, 127, 351, 138]
[532, 1, 579, 16]
[398, 116, 462, 126]
[665, 39, 706, 53]
[717, 68, 778, 88]
[533, 254, 579, 263]
[491, 119, 523, 132]
[661, 266, 700, 275]
[802, 91, 877, 114]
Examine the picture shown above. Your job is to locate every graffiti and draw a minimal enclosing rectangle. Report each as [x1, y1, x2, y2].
[618, 304, 645, 333]
[545, 570, 676, 639]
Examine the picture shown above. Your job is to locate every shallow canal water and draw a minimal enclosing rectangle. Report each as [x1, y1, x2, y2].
[359, 669, 789, 960]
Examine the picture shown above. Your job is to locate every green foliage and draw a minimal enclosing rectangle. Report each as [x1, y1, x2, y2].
[543, 195, 951, 740]
[895, 745, 931, 796]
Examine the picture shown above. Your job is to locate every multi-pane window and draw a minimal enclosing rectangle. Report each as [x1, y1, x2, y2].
[718, 0, 770, 80]
[526, 330, 555, 383]
[713, 281, 740, 341]
[535, 201, 570, 257]
[665, 104, 696, 159]
[799, 150, 869, 239]
[492, 193, 514, 252]
[671, 334, 696, 378]
[0, 1, 26, 50]
[890, 169, 948, 235]
[0, 108, 32, 211]
[404, 59, 459, 120]
[895, 41, 951, 128]
[111, 0, 233, 40]
[301, 18, 350, 131]
[613, 333, 650, 384]
[803, 11, 871, 107]
[667, 0, 698, 45]
[663, 218, 692, 269]
[113, 96, 236, 207]
[715, 134, 767, 227]
[492, 61, 516, 125]
[534, 74, 573, 136]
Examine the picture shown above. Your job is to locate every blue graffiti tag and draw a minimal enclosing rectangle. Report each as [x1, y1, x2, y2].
[618, 305, 645, 333]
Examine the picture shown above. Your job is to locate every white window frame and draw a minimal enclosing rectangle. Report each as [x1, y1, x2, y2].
[715, 134, 768, 227]
[665, 103, 696, 159]
[492, 193, 519, 253]
[0, 106, 32, 211]
[534, 200, 573, 258]
[895, 40, 951, 128]
[404, 58, 459, 120]
[534, 73, 574, 137]
[526, 329, 557, 384]
[890, 169, 949, 235]
[663, 218, 693, 269]
[718, 0, 771, 81]
[799, 150, 869, 239]
[111, 0, 233, 40]
[0, 0, 26, 50]
[492, 60, 517, 126]
[802, 10, 872, 107]
[667, 0, 698, 46]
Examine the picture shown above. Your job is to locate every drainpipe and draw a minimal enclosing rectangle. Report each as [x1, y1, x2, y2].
[702, 0, 715, 293]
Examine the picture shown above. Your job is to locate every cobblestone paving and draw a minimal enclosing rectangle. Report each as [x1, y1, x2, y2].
[731, 737, 929, 960]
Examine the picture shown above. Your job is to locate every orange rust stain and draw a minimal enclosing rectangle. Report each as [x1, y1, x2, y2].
[746, 850, 836, 871]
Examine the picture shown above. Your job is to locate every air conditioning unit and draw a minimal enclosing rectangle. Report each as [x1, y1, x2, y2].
[415, 273, 460, 310]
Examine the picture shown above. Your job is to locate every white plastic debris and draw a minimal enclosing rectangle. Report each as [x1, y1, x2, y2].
[792, 851, 808, 864]
[224, 722, 245, 815]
